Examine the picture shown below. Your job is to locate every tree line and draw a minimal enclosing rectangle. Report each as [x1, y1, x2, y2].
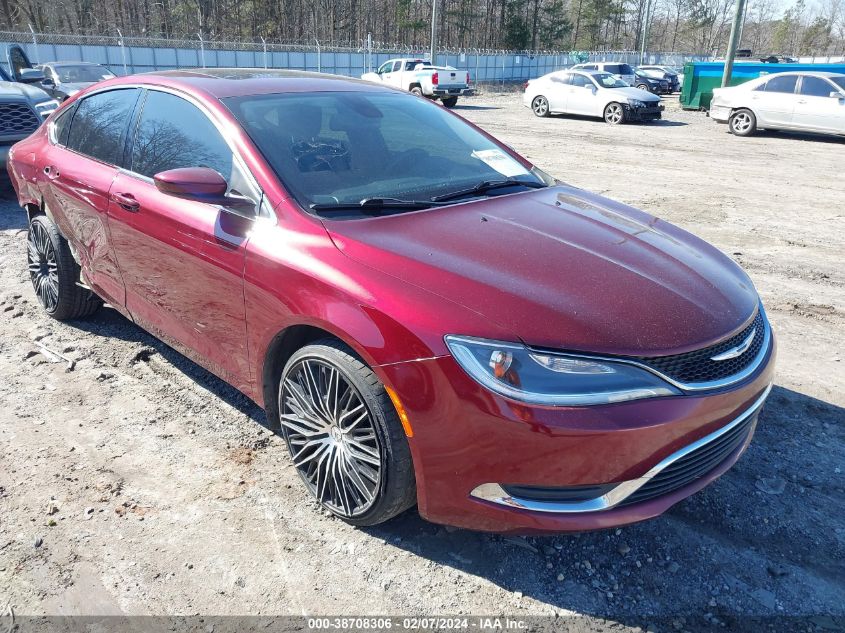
[2, 0, 844, 55]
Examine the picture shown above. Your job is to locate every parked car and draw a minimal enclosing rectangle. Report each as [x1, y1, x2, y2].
[524, 70, 663, 124]
[37, 61, 116, 101]
[0, 53, 59, 171]
[570, 62, 636, 86]
[638, 65, 682, 92]
[710, 71, 845, 137]
[634, 70, 670, 94]
[7, 69, 775, 533]
[361, 58, 473, 107]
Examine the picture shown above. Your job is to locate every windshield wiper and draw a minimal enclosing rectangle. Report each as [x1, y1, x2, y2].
[431, 178, 546, 202]
[310, 197, 448, 213]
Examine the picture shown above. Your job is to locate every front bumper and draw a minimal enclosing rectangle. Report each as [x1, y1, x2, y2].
[626, 103, 664, 121]
[379, 334, 775, 533]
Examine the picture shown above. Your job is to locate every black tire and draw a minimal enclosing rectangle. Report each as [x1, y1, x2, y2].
[27, 214, 102, 321]
[410, 85, 423, 97]
[277, 338, 416, 526]
[531, 95, 550, 117]
[604, 102, 625, 125]
[729, 108, 757, 136]
[441, 96, 458, 108]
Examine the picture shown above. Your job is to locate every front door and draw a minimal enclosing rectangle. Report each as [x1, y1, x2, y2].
[567, 74, 599, 116]
[793, 75, 845, 133]
[38, 87, 141, 308]
[106, 89, 260, 391]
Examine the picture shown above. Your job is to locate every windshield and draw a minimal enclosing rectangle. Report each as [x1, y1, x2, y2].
[53, 64, 115, 83]
[224, 91, 544, 210]
[594, 73, 629, 88]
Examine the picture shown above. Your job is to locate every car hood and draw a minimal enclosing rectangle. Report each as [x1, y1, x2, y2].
[324, 186, 759, 356]
[0, 80, 51, 101]
[605, 86, 660, 101]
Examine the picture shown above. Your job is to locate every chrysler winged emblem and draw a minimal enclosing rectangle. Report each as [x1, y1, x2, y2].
[710, 329, 756, 362]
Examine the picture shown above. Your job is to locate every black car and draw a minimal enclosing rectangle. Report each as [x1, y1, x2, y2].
[634, 71, 670, 94]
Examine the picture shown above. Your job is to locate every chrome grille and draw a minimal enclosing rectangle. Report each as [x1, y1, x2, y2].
[631, 310, 765, 385]
[0, 102, 40, 134]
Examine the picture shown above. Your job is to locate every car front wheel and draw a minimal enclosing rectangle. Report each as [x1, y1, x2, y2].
[532, 95, 550, 117]
[27, 214, 102, 320]
[729, 108, 757, 136]
[604, 102, 625, 125]
[277, 339, 416, 526]
[637, 83, 651, 92]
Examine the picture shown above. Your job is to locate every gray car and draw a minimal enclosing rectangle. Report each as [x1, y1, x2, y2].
[0, 62, 59, 172]
[37, 61, 116, 101]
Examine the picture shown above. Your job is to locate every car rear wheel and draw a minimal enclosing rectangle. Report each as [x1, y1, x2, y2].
[277, 339, 416, 526]
[604, 102, 625, 125]
[441, 96, 458, 108]
[531, 95, 550, 117]
[410, 86, 423, 97]
[27, 215, 102, 320]
[729, 108, 757, 136]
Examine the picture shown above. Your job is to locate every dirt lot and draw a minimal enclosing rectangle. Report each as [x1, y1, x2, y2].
[0, 92, 843, 631]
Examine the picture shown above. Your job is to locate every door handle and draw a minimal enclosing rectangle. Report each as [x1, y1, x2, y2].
[112, 192, 140, 212]
[43, 165, 59, 179]
[797, 99, 807, 104]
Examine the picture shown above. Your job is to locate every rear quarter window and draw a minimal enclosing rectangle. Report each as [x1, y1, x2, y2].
[66, 88, 140, 165]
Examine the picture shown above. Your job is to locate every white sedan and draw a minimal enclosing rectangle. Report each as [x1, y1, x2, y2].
[710, 71, 845, 137]
[523, 70, 663, 125]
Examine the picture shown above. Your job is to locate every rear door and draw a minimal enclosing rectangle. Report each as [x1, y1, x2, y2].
[793, 75, 845, 133]
[106, 88, 259, 390]
[750, 74, 798, 127]
[38, 87, 141, 308]
[546, 72, 572, 112]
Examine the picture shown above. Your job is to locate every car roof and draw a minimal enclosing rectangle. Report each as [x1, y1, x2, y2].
[97, 68, 396, 98]
[759, 71, 843, 79]
[46, 61, 106, 67]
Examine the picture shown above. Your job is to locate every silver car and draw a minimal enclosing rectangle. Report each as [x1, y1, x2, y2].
[710, 72, 845, 137]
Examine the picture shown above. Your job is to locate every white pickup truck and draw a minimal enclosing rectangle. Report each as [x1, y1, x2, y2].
[361, 58, 473, 108]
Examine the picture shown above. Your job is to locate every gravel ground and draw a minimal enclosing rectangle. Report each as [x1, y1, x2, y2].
[0, 92, 843, 631]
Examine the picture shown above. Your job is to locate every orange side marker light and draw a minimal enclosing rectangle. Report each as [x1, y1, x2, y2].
[385, 385, 413, 438]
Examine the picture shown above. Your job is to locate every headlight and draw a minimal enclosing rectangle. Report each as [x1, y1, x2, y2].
[33, 99, 60, 119]
[627, 98, 646, 108]
[445, 336, 680, 406]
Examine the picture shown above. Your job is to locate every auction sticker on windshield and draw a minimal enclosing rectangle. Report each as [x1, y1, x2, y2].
[471, 149, 529, 178]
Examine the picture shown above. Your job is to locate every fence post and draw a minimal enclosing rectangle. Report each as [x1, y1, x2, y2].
[367, 33, 372, 73]
[27, 23, 39, 64]
[315, 38, 321, 72]
[261, 36, 267, 69]
[197, 32, 205, 68]
[116, 29, 128, 74]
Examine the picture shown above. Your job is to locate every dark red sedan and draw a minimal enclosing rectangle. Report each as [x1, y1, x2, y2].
[7, 69, 775, 533]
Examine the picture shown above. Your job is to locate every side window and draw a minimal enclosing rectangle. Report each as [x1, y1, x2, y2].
[391, 61, 402, 72]
[571, 74, 592, 88]
[66, 88, 139, 165]
[762, 75, 798, 94]
[800, 76, 835, 97]
[550, 73, 572, 84]
[377, 62, 392, 74]
[130, 90, 258, 210]
[51, 105, 75, 146]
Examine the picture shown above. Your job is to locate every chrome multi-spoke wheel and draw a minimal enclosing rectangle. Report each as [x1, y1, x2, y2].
[280, 357, 382, 518]
[27, 219, 60, 313]
[25, 215, 102, 321]
[604, 102, 624, 125]
[276, 340, 417, 526]
[532, 95, 550, 117]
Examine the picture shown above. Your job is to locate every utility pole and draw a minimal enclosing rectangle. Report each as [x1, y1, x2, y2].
[721, 0, 748, 87]
[430, 0, 438, 64]
[638, 0, 653, 65]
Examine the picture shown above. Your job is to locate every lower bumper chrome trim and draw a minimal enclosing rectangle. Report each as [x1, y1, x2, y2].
[469, 383, 772, 514]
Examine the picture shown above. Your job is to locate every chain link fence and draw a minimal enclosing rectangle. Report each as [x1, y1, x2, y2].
[0, 30, 708, 83]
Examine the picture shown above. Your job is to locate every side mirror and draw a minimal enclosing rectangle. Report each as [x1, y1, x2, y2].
[831, 91, 845, 99]
[153, 167, 256, 217]
[18, 68, 45, 84]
